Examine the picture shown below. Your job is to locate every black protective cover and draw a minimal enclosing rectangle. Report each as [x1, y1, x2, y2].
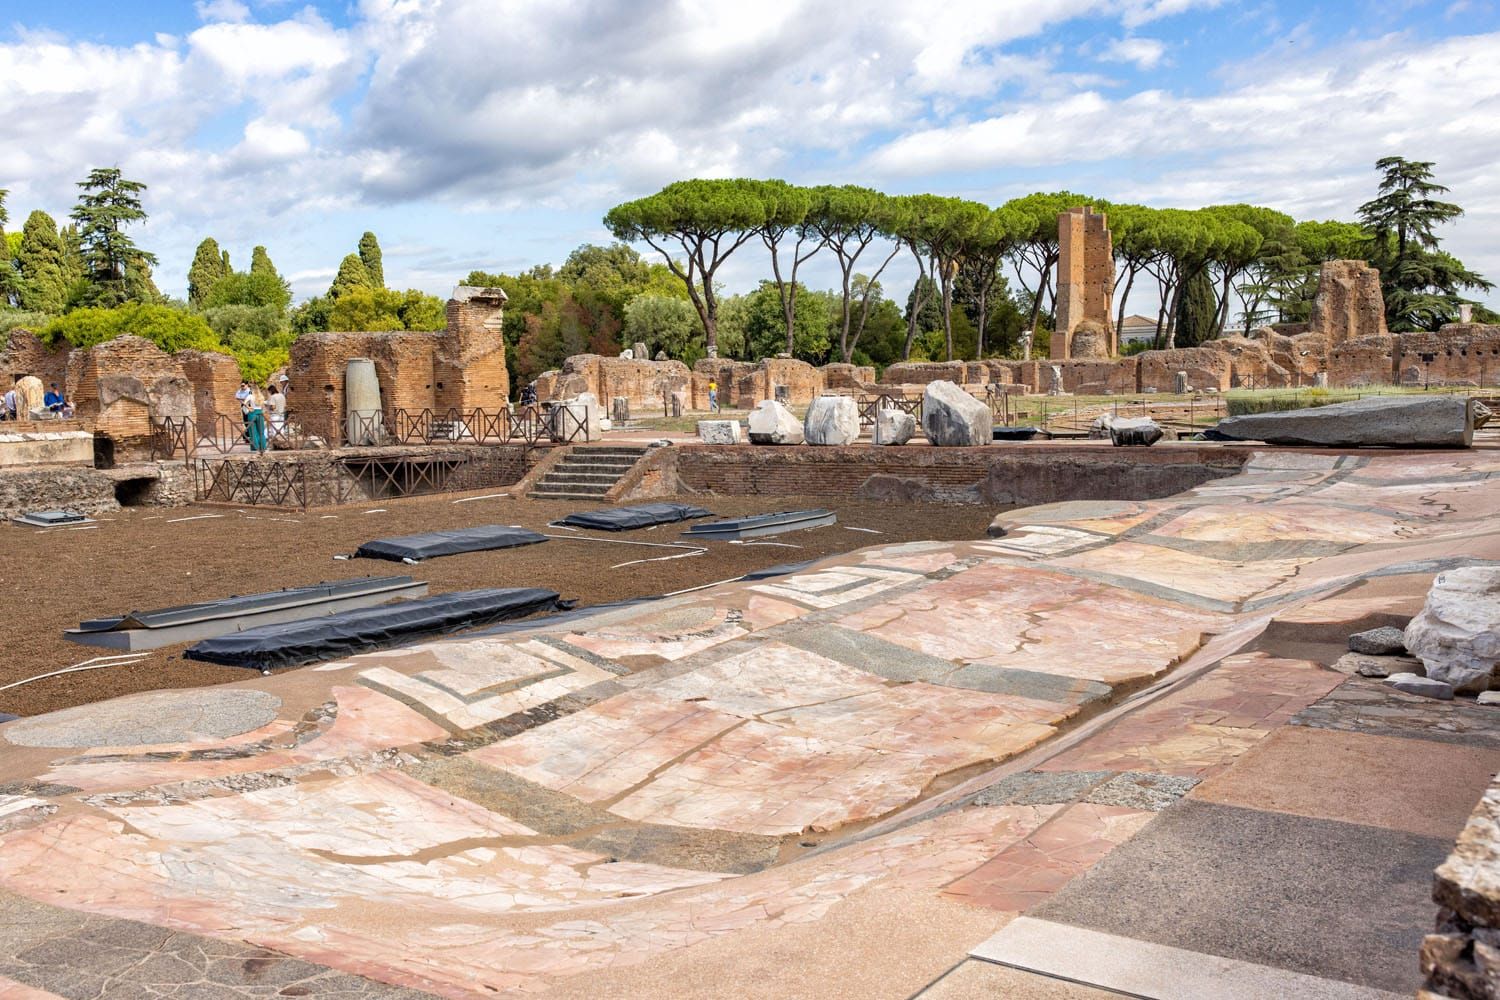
[185, 587, 564, 669]
[556, 502, 712, 532]
[78, 577, 419, 632]
[355, 525, 548, 562]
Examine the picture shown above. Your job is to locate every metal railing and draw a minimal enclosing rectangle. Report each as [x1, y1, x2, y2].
[195, 457, 316, 508]
[151, 413, 317, 462]
[856, 394, 922, 428]
[389, 405, 552, 446]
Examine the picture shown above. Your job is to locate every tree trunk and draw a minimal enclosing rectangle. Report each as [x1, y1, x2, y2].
[1115, 266, 1136, 346]
[1163, 277, 1185, 349]
[1214, 269, 1233, 337]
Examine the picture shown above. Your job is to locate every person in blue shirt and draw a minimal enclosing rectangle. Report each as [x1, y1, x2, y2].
[43, 384, 65, 413]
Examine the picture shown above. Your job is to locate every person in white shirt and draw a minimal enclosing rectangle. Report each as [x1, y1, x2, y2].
[264, 384, 287, 439]
[1, 387, 16, 421]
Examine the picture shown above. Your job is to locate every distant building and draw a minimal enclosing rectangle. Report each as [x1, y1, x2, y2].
[1119, 314, 1159, 346]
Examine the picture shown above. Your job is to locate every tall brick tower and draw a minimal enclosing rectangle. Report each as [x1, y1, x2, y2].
[1052, 206, 1115, 359]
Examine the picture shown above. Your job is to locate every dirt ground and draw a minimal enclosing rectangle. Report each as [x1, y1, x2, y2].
[1, 491, 996, 717]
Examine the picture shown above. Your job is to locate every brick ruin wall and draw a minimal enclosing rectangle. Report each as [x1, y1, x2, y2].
[0, 330, 70, 392]
[1053, 206, 1115, 358]
[1393, 326, 1500, 387]
[286, 293, 510, 445]
[619, 443, 1250, 507]
[534, 355, 693, 412]
[0, 461, 190, 520]
[1308, 260, 1388, 345]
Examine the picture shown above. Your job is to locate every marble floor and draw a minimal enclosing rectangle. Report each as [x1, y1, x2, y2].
[2, 448, 1499, 998]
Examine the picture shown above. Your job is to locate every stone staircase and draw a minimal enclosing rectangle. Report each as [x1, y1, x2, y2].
[527, 445, 649, 501]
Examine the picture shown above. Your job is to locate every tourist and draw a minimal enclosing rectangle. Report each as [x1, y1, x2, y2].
[264, 382, 287, 439]
[242, 384, 268, 453]
[1, 382, 16, 421]
[519, 383, 538, 408]
[708, 379, 719, 412]
[44, 384, 66, 413]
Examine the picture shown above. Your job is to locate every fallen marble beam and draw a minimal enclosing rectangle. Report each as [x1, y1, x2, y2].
[1207, 395, 1487, 448]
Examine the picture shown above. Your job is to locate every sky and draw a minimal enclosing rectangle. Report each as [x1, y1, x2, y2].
[2, 0, 1498, 315]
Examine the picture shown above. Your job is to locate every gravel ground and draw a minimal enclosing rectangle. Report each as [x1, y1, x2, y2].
[1, 491, 996, 717]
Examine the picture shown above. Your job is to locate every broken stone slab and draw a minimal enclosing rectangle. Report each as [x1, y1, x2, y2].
[1385, 672, 1456, 700]
[1349, 625, 1407, 656]
[632, 341, 649, 361]
[573, 392, 604, 439]
[747, 399, 804, 445]
[1108, 416, 1163, 447]
[1478, 691, 1500, 706]
[670, 389, 687, 417]
[803, 395, 860, 446]
[696, 420, 742, 445]
[921, 380, 991, 447]
[1208, 395, 1487, 448]
[1405, 566, 1500, 695]
[611, 396, 630, 423]
[1331, 652, 1423, 678]
[874, 408, 916, 446]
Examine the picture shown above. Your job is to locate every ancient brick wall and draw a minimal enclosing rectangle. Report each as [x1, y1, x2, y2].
[1201, 337, 1293, 388]
[1136, 347, 1232, 392]
[535, 355, 692, 411]
[820, 363, 875, 391]
[881, 361, 979, 386]
[0, 330, 70, 393]
[65, 336, 217, 452]
[1327, 336, 1397, 387]
[1308, 260, 1388, 345]
[1054, 206, 1115, 358]
[623, 443, 1249, 506]
[177, 350, 243, 427]
[1393, 325, 1500, 387]
[1247, 328, 1325, 383]
[288, 331, 444, 444]
[436, 291, 510, 412]
[1059, 357, 1137, 394]
[734, 358, 824, 407]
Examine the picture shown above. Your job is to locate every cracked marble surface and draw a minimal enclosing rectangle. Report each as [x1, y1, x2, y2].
[0, 450, 1497, 996]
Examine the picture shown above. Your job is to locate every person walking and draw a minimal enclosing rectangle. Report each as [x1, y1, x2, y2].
[708, 379, 719, 413]
[242, 384, 268, 453]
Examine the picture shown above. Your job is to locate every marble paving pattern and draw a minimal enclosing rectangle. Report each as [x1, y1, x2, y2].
[0, 449, 1497, 997]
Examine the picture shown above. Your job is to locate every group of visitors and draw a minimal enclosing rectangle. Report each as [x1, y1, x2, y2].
[1, 375, 71, 421]
[236, 375, 289, 454]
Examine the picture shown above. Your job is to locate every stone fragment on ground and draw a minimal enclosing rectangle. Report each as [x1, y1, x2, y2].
[1107, 417, 1163, 447]
[1209, 394, 1481, 448]
[1405, 567, 1500, 695]
[746, 400, 804, 445]
[922, 380, 991, 447]
[1386, 672, 1456, 701]
[1349, 625, 1408, 656]
[1331, 652, 1422, 679]
[1478, 692, 1500, 707]
[697, 419, 742, 445]
[874, 408, 916, 446]
[803, 395, 860, 446]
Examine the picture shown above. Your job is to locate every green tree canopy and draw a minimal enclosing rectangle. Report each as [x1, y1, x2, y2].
[623, 294, 700, 361]
[13, 210, 70, 314]
[70, 167, 158, 307]
[327, 287, 446, 333]
[204, 269, 293, 311]
[41, 303, 220, 353]
[187, 237, 229, 306]
[328, 253, 373, 299]
[1357, 157, 1491, 330]
[604, 178, 770, 358]
[358, 231, 385, 288]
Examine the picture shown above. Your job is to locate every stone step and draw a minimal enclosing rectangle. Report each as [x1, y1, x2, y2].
[534, 481, 611, 496]
[541, 472, 619, 485]
[572, 448, 649, 458]
[554, 459, 639, 472]
[528, 489, 610, 501]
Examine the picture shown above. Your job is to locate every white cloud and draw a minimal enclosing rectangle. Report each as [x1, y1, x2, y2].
[1102, 36, 1167, 69]
[194, 0, 251, 23]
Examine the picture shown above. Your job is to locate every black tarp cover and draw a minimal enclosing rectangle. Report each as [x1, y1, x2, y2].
[186, 587, 564, 669]
[355, 525, 548, 562]
[78, 577, 418, 632]
[556, 502, 712, 532]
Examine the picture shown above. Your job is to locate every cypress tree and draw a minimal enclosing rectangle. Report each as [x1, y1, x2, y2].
[1173, 269, 1219, 347]
[187, 237, 228, 307]
[14, 210, 69, 314]
[328, 253, 372, 299]
[250, 245, 276, 277]
[357, 231, 384, 288]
